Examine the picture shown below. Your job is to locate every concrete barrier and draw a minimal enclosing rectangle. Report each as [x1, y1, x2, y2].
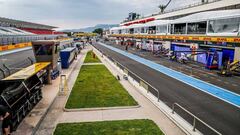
[0, 42, 32, 52]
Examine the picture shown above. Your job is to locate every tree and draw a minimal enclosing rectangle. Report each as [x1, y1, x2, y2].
[93, 28, 103, 36]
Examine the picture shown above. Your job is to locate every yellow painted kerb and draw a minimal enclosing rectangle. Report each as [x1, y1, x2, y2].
[0, 38, 72, 52]
[0, 42, 32, 52]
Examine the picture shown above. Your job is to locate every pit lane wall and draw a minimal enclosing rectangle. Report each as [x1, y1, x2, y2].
[0, 38, 72, 52]
[0, 42, 32, 52]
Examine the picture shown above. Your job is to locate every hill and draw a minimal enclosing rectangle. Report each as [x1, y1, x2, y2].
[61, 24, 118, 33]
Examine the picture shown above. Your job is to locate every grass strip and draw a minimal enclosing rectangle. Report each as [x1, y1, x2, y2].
[54, 119, 164, 135]
[84, 51, 101, 63]
[66, 65, 137, 109]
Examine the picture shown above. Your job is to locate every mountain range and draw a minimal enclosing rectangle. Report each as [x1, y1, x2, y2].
[61, 24, 119, 33]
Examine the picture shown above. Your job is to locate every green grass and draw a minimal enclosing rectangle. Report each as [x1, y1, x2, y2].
[84, 51, 101, 63]
[65, 65, 137, 109]
[54, 119, 164, 135]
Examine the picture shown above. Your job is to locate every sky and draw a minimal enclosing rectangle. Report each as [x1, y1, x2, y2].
[0, 0, 200, 30]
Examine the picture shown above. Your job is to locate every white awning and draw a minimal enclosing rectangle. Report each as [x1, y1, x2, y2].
[143, 20, 170, 27]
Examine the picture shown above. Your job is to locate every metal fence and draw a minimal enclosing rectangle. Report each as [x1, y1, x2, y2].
[172, 103, 222, 135]
[0, 34, 66, 45]
[164, 0, 222, 14]
[95, 46, 222, 135]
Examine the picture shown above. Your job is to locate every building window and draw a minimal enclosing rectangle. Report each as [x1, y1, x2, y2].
[172, 23, 186, 34]
[208, 17, 240, 33]
[34, 45, 53, 55]
[187, 21, 207, 34]
[157, 25, 167, 33]
[148, 26, 156, 34]
[141, 28, 144, 33]
[130, 28, 134, 34]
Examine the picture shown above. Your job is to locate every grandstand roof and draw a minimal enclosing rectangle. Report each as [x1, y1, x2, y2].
[128, 24, 144, 29]
[121, 0, 240, 26]
[111, 26, 128, 30]
[0, 17, 57, 30]
[0, 26, 34, 36]
[144, 20, 170, 27]
[172, 9, 240, 23]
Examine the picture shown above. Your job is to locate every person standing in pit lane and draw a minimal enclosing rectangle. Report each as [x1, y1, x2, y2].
[0, 105, 11, 135]
[0, 115, 2, 135]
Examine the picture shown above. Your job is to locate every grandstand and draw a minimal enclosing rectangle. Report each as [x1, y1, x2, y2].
[121, 0, 240, 26]
[0, 17, 65, 46]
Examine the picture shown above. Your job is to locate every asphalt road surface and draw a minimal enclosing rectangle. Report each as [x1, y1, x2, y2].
[104, 41, 240, 95]
[93, 42, 240, 135]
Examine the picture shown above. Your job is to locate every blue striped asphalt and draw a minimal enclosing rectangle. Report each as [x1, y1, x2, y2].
[99, 42, 240, 108]
[0, 47, 32, 56]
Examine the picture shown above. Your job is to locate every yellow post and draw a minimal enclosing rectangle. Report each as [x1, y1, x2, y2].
[59, 75, 68, 96]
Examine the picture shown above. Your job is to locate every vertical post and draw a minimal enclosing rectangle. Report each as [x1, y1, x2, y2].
[186, 23, 188, 35]
[59, 75, 68, 96]
[191, 67, 193, 76]
[17, 112, 20, 122]
[193, 118, 196, 131]
[33, 95, 36, 104]
[172, 104, 175, 114]
[158, 91, 160, 102]
[3, 64, 10, 76]
[0, 117, 2, 135]
[37, 91, 41, 100]
[0, 68, 5, 78]
[27, 100, 31, 110]
[23, 106, 25, 116]
[46, 64, 52, 84]
[28, 57, 34, 64]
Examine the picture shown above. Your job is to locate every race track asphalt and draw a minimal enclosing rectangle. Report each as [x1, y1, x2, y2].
[93, 42, 240, 135]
